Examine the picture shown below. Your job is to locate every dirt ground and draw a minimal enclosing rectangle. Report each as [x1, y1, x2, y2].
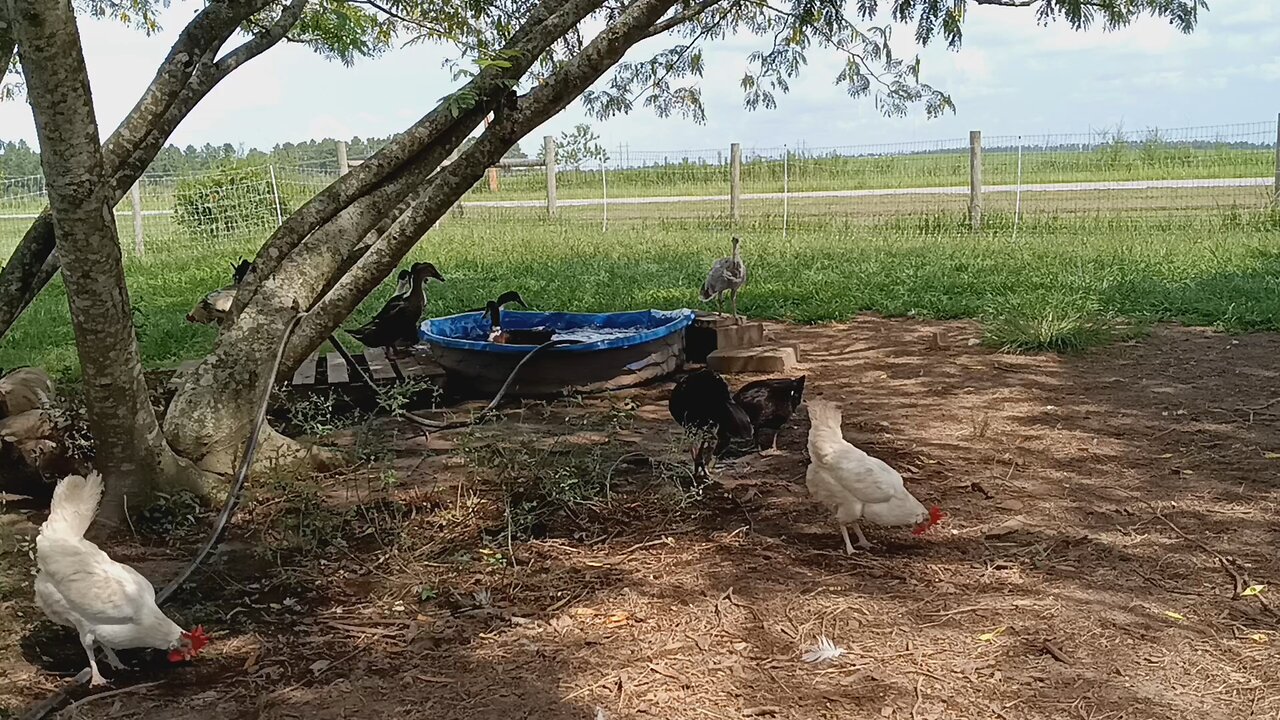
[3, 316, 1279, 720]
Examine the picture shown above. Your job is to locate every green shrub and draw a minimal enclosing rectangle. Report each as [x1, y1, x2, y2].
[173, 165, 283, 240]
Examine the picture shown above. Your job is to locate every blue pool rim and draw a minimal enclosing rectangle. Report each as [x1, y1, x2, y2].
[421, 308, 695, 355]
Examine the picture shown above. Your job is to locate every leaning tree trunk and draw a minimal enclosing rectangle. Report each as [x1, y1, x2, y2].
[0, 0, 302, 341]
[164, 0, 682, 475]
[8, 0, 210, 523]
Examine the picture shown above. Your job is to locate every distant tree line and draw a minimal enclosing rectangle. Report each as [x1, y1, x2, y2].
[0, 135, 528, 182]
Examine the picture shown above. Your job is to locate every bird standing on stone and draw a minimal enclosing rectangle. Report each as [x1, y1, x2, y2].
[700, 236, 747, 323]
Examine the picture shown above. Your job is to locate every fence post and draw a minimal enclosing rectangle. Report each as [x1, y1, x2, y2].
[729, 142, 742, 224]
[544, 135, 557, 218]
[129, 181, 144, 257]
[969, 130, 983, 230]
[782, 145, 789, 239]
[1273, 112, 1279, 207]
[484, 114, 500, 192]
[268, 164, 284, 226]
[336, 140, 350, 174]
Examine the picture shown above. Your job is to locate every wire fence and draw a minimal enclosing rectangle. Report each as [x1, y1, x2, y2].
[1, 119, 1276, 259]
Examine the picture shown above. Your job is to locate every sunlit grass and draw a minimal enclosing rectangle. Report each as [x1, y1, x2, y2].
[2, 207, 1278, 379]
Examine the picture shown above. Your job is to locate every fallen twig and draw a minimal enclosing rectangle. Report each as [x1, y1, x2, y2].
[1041, 640, 1072, 664]
[911, 677, 924, 720]
[55, 680, 164, 719]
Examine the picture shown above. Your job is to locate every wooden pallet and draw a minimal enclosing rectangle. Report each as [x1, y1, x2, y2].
[290, 347, 445, 388]
[169, 347, 445, 390]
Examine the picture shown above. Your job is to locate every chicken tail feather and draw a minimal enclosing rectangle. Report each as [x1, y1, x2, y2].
[43, 471, 103, 539]
[806, 399, 843, 435]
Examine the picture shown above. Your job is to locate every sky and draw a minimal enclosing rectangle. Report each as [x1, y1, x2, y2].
[1, 0, 1278, 157]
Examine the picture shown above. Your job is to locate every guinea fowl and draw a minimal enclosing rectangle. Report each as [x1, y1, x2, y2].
[700, 236, 747, 323]
[733, 375, 806, 456]
[668, 369, 754, 480]
[0, 367, 55, 418]
[347, 262, 445, 357]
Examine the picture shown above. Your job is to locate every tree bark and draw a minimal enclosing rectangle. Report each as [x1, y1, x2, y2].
[0, 2, 14, 80]
[7, 0, 210, 524]
[285, 0, 682, 363]
[165, 106, 488, 468]
[231, 0, 605, 318]
[0, 0, 302, 340]
[164, 0, 681, 474]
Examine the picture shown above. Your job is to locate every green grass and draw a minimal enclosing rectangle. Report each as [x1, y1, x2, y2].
[478, 145, 1274, 201]
[3, 205, 1278, 378]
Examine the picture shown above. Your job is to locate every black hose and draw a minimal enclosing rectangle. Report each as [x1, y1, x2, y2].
[20, 310, 306, 720]
[21, 328, 574, 720]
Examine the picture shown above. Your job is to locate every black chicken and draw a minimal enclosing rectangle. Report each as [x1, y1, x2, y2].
[668, 368, 754, 480]
[733, 376, 806, 456]
[346, 261, 445, 357]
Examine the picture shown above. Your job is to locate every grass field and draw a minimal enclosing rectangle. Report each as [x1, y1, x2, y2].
[491, 144, 1277, 200]
[2, 133, 1277, 377]
[2, 204, 1277, 378]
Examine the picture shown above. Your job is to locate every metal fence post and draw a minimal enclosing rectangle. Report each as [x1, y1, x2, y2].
[969, 130, 983, 230]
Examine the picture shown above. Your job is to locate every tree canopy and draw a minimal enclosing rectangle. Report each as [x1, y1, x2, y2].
[1, 0, 1208, 511]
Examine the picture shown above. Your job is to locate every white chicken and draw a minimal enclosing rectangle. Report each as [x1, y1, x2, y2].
[804, 399, 943, 553]
[35, 471, 208, 686]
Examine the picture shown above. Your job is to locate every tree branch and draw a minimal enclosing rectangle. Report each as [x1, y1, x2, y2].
[213, 0, 308, 79]
[0, 2, 14, 85]
[643, 0, 724, 38]
[0, 0, 285, 340]
[286, 0, 682, 359]
[230, 0, 605, 316]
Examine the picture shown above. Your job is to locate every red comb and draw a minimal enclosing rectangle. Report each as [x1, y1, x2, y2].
[187, 625, 210, 653]
[912, 506, 946, 535]
[168, 626, 210, 663]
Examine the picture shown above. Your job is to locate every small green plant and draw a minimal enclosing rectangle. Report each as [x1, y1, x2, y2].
[287, 391, 348, 437]
[983, 295, 1116, 354]
[134, 490, 205, 539]
[174, 165, 284, 240]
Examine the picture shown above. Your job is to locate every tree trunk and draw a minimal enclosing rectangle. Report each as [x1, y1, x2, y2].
[285, 0, 682, 364]
[165, 0, 679, 476]
[0, 0, 300, 341]
[165, 107, 490, 468]
[164, 0, 683, 471]
[230, 0, 606, 319]
[0, 2, 14, 86]
[8, 0, 210, 524]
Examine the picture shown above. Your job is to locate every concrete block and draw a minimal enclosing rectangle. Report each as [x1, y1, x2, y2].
[707, 346, 798, 374]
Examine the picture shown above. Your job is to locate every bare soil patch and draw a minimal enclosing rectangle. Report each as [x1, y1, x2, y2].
[3, 316, 1278, 720]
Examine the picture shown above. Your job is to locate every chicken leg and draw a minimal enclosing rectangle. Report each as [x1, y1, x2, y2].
[101, 645, 127, 670]
[758, 432, 784, 457]
[80, 631, 107, 687]
[839, 523, 875, 554]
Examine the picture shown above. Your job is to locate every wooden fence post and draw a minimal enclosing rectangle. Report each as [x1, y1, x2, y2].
[129, 181, 144, 257]
[544, 135, 558, 218]
[336, 140, 350, 174]
[729, 142, 742, 223]
[969, 130, 983, 230]
[484, 114, 500, 192]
